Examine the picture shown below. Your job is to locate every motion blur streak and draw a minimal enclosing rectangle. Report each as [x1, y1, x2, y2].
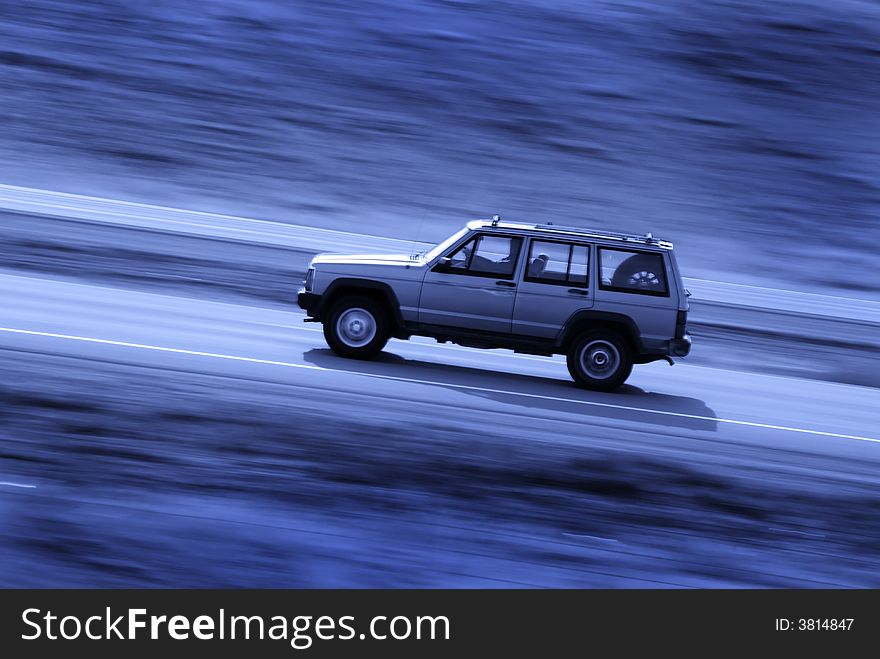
[3, 0, 880, 292]
[2, 0, 880, 589]
[2, 326, 878, 445]
[2, 183, 879, 323]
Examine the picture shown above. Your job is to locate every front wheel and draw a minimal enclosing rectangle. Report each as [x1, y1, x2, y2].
[324, 296, 389, 359]
[566, 330, 633, 391]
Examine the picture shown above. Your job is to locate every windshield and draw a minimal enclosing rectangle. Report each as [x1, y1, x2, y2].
[421, 227, 471, 262]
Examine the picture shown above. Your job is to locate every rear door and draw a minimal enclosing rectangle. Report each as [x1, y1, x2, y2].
[512, 238, 594, 338]
[419, 233, 523, 333]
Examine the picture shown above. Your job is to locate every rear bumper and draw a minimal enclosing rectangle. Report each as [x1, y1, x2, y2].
[669, 333, 692, 357]
[297, 290, 322, 317]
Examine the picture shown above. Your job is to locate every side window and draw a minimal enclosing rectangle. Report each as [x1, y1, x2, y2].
[525, 240, 590, 287]
[598, 248, 668, 296]
[441, 235, 522, 279]
[446, 238, 475, 271]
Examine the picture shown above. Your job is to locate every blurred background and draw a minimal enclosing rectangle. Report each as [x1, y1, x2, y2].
[1, 1, 879, 588]
[1, 0, 878, 294]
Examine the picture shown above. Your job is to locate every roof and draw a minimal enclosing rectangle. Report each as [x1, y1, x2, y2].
[466, 217, 673, 249]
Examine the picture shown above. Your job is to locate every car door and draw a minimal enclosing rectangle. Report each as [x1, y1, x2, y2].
[419, 233, 523, 333]
[512, 238, 594, 338]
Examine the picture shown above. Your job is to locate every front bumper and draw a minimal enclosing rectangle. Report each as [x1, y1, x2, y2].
[297, 290, 322, 317]
[669, 333, 692, 357]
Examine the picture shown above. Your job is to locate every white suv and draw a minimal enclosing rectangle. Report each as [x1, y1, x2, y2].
[298, 217, 691, 391]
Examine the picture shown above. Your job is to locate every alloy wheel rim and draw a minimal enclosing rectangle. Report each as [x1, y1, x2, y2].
[627, 270, 660, 289]
[336, 308, 377, 348]
[580, 340, 620, 379]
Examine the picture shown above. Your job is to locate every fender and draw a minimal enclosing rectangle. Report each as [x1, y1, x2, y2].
[319, 278, 405, 328]
[555, 310, 643, 353]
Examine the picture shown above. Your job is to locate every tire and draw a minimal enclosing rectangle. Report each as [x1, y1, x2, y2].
[566, 330, 633, 391]
[323, 295, 390, 359]
[611, 254, 665, 292]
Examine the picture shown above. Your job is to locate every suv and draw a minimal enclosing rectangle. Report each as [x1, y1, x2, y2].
[297, 217, 691, 391]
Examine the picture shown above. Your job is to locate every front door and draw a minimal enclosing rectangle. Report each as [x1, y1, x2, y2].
[419, 233, 523, 333]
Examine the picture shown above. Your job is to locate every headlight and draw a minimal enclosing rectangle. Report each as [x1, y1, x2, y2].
[304, 267, 315, 292]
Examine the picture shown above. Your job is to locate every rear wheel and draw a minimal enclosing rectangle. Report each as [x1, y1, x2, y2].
[324, 295, 389, 359]
[566, 330, 633, 391]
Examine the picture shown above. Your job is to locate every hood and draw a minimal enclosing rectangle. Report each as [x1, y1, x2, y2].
[312, 253, 420, 266]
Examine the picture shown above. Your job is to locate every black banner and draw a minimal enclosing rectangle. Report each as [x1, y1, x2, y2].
[1, 590, 876, 656]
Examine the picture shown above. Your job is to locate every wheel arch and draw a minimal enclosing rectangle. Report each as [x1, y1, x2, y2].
[556, 310, 642, 354]
[319, 278, 405, 329]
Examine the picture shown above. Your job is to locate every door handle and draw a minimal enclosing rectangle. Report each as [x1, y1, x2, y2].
[568, 288, 589, 296]
[495, 280, 516, 288]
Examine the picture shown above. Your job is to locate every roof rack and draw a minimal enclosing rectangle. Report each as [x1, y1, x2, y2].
[470, 218, 672, 248]
[532, 222, 669, 247]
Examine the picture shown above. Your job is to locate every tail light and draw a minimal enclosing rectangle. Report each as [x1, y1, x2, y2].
[304, 267, 315, 292]
[675, 309, 687, 339]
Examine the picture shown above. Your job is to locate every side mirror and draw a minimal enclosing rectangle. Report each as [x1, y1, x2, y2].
[432, 256, 452, 272]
